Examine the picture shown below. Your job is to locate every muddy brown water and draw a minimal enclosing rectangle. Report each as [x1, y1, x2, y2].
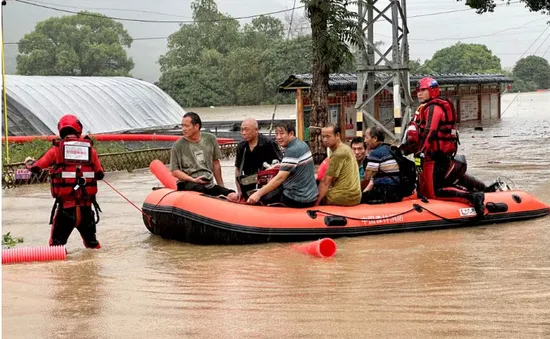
[2, 92, 550, 338]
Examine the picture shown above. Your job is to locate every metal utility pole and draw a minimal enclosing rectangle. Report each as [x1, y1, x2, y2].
[355, 0, 413, 143]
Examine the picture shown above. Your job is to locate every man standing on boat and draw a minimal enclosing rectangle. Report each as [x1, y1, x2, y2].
[235, 118, 282, 200]
[170, 112, 239, 202]
[315, 124, 361, 206]
[246, 121, 318, 207]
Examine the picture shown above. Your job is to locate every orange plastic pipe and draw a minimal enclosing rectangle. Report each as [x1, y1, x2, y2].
[293, 238, 337, 258]
[149, 159, 177, 190]
[2, 245, 67, 264]
[1, 134, 235, 144]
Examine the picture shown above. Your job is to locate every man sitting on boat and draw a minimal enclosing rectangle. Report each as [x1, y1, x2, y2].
[361, 126, 404, 204]
[350, 136, 369, 181]
[246, 121, 318, 207]
[170, 112, 239, 202]
[235, 118, 282, 200]
[315, 124, 362, 206]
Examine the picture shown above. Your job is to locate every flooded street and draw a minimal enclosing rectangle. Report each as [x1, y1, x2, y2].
[2, 92, 550, 338]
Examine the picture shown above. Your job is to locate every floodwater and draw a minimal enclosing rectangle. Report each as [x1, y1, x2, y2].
[2, 92, 550, 338]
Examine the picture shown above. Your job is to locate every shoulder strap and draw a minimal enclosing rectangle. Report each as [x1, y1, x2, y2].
[238, 146, 247, 175]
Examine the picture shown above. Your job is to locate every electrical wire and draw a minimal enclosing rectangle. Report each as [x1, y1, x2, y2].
[14, 0, 304, 24]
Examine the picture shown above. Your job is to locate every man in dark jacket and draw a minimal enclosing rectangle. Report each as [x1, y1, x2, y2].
[235, 118, 282, 200]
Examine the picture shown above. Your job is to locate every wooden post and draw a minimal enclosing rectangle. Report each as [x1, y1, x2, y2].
[339, 96, 345, 142]
[498, 84, 502, 119]
[477, 84, 482, 121]
[296, 88, 304, 140]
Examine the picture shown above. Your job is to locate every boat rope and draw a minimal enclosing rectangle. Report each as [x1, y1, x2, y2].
[415, 204, 485, 223]
[307, 206, 416, 221]
[307, 203, 483, 224]
[101, 179, 152, 227]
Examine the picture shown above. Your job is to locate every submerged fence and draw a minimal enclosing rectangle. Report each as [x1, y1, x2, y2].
[2, 143, 238, 189]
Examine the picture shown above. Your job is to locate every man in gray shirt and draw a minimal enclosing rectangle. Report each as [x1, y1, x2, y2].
[246, 121, 318, 207]
[170, 112, 238, 201]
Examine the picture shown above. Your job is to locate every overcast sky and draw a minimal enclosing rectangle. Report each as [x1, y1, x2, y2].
[2, 0, 549, 82]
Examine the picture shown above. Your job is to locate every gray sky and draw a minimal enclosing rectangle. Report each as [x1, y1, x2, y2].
[2, 0, 549, 82]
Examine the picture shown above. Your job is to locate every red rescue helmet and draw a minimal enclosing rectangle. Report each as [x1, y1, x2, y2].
[57, 114, 83, 138]
[417, 77, 440, 99]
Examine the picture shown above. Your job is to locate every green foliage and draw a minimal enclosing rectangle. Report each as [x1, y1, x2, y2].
[425, 42, 502, 74]
[302, 0, 363, 74]
[157, 0, 316, 108]
[507, 78, 538, 92]
[2, 232, 24, 249]
[513, 55, 550, 89]
[409, 59, 434, 74]
[16, 11, 134, 76]
[461, 0, 550, 14]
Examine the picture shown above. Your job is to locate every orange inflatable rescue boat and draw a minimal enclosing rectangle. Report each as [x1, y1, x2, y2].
[142, 161, 550, 245]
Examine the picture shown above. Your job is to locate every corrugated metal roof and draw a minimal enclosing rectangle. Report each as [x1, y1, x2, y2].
[278, 72, 513, 92]
[1, 75, 186, 136]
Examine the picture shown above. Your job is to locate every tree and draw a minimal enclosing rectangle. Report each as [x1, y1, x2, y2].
[507, 78, 538, 92]
[157, 50, 234, 107]
[408, 59, 434, 74]
[243, 15, 285, 49]
[157, 0, 313, 108]
[513, 55, 550, 89]
[425, 42, 502, 74]
[158, 0, 240, 73]
[302, 0, 363, 163]
[16, 12, 134, 76]
[461, 0, 550, 14]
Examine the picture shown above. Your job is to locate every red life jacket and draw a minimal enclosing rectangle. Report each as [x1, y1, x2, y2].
[49, 137, 98, 207]
[415, 97, 459, 158]
[403, 104, 425, 153]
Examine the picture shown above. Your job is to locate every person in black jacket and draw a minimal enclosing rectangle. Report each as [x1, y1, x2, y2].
[235, 118, 283, 200]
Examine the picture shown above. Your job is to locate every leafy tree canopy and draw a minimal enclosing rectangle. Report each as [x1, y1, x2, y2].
[513, 55, 550, 89]
[425, 42, 502, 74]
[461, 0, 550, 14]
[157, 0, 316, 107]
[17, 12, 134, 76]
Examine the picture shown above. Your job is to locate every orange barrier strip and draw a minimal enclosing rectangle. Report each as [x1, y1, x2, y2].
[1, 134, 235, 144]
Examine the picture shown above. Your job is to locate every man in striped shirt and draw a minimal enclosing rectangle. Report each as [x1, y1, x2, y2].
[360, 126, 403, 204]
[246, 122, 318, 207]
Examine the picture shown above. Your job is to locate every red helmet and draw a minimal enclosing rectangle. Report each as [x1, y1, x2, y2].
[57, 114, 83, 138]
[417, 77, 440, 99]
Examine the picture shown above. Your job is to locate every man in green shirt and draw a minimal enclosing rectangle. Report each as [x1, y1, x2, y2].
[170, 112, 238, 202]
[315, 123, 362, 206]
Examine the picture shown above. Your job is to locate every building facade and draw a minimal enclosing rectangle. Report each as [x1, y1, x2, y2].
[278, 73, 513, 141]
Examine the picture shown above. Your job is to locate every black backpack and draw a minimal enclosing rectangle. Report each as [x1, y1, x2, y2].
[388, 145, 417, 197]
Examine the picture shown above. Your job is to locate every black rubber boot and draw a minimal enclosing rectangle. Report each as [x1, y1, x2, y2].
[471, 192, 485, 219]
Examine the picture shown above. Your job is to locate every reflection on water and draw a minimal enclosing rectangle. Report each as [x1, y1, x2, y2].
[3, 92, 550, 338]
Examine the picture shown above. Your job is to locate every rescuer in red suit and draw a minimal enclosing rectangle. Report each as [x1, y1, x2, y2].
[25, 115, 104, 248]
[402, 77, 485, 218]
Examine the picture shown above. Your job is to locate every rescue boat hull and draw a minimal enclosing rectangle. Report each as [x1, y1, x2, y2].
[142, 188, 550, 245]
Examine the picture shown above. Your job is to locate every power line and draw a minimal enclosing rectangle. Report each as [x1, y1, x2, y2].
[533, 31, 550, 55]
[408, 0, 521, 18]
[507, 24, 550, 70]
[543, 44, 550, 58]
[517, 25, 549, 60]
[14, 0, 305, 24]
[286, 0, 297, 38]
[408, 17, 548, 42]
[16, 0, 193, 19]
